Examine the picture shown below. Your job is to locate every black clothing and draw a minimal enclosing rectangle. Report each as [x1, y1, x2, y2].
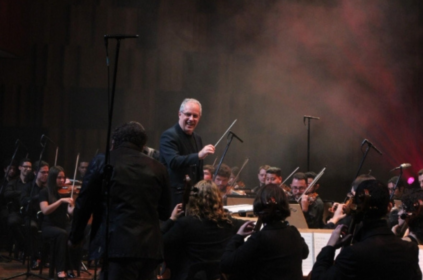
[4, 178, 28, 213]
[69, 142, 171, 272]
[21, 181, 44, 219]
[162, 216, 244, 280]
[311, 219, 422, 280]
[304, 196, 324, 229]
[39, 188, 68, 229]
[221, 221, 309, 280]
[160, 123, 204, 208]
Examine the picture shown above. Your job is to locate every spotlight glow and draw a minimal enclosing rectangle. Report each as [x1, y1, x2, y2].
[407, 177, 415, 185]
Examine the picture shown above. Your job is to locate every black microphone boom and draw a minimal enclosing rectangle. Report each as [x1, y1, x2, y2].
[390, 163, 411, 172]
[361, 139, 383, 155]
[229, 131, 243, 143]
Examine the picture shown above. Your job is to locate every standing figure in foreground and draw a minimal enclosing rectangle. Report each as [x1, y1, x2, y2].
[69, 121, 171, 280]
[311, 179, 422, 280]
[160, 98, 215, 208]
[221, 184, 309, 280]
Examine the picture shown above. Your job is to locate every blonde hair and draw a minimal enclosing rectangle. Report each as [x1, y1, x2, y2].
[186, 180, 232, 226]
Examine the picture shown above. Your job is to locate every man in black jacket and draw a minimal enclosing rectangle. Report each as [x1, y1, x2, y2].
[311, 179, 422, 280]
[69, 121, 171, 280]
[160, 98, 215, 208]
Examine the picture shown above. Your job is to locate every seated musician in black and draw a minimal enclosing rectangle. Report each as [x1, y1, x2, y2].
[311, 179, 422, 280]
[221, 184, 309, 280]
[3, 158, 32, 256]
[395, 188, 423, 244]
[387, 176, 406, 228]
[291, 172, 323, 228]
[162, 180, 243, 280]
[39, 166, 75, 279]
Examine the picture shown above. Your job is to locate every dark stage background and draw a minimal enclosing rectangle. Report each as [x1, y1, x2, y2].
[1, 0, 423, 202]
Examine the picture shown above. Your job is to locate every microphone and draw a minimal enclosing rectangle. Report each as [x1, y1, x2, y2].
[104, 34, 139, 40]
[390, 163, 411, 172]
[361, 139, 383, 155]
[303, 115, 320, 120]
[40, 134, 57, 147]
[229, 131, 244, 143]
[16, 139, 29, 151]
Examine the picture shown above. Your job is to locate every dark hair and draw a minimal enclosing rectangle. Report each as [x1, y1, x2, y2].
[354, 180, 389, 219]
[419, 169, 423, 176]
[203, 164, 215, 173]
[112, 121, 147, 149]
[216, 163, 231, 179]
[292, 172, 307, 184]
[266, 167, 281, 177]
[47, 166, 64, 204]
[401, 188, 423, 213]
[19, 158, 32, 166]
[305, 171, 317, 180]
[253, 184, 290, 223]
[387, 176, 404, 189]
[352, 174, 376, 192]
[33, 161, 49, 173]
[3, 159, 17, 169]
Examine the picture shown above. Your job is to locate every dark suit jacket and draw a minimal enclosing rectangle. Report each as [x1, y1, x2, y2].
[69, 142, 171, 260]
[312, 219, 422, 280]
[162, 216, 244, 280]
[160, 123, 204, 205]
[221, 221, 309, 280]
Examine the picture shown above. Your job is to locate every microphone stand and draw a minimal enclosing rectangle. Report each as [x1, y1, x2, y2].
[4, 137, 49, 280]
[390, 168, 403, 201]
[101, 35, 137, 280]
[213, 131, 243, 179]
[303, 116, 319, 171]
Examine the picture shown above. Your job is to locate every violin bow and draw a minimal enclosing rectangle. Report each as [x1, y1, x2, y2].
[70, 153, 80, 199]
[297, 167, 326, 203]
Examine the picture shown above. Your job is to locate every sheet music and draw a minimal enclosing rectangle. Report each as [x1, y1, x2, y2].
[223, 204, 253, 213]
[314, 232, 341, 259]
[300, 232, 314, 275]
[418, 246, 423, 273]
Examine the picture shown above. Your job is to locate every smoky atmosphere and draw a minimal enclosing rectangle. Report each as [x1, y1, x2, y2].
[1, 0, 423, 201]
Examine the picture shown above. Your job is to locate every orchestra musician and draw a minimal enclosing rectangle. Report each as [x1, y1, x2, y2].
[291, 172, 323, 228]
[39, 166, 76, 279]
[160, 98, 215, 209]
[393, 188, 423, 242]
[251, 164, 270, 193]
[203, 164, 214, 181]
[311, 180, 422, 280]
[387, 176, 406, 229]
[221, 184, 309, 280]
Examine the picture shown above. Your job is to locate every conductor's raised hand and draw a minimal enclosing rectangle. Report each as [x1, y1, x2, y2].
[199, 144, 215, 159]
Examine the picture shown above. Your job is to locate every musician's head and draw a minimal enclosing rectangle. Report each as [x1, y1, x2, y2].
[186, 180, 232, 225]
[401, 188, 423, 214]
[47, 166, 65, 203]
[33, 161, 50, 187]
[354, 179, 390, 220]
[112, 121, 147, 150]
[3, 159, 18, 181]
[265, 167, 282, 185]
[213, 163, 231, 193]
[402, 189, 423, 242]
[291, 172, 307, 199]
[78, 160, 89, 178]
[254, 184, 290, 223]
[418, 169, 423, 189]
[258, 164, 270, 185]
[305, 171, 320, 192]
[387, 176, 405, 200]
[179, 98, 202, 135]
[18, 158, 32, 181]
[203, 164, 215, 181]
[351, 174, 375, 195]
